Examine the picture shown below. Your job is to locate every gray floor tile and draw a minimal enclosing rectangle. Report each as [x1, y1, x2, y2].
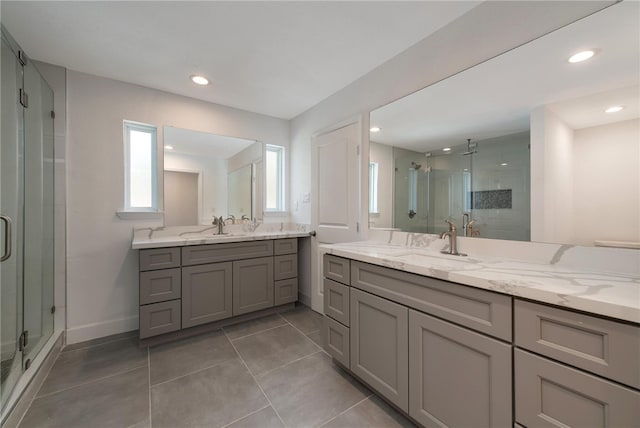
[225, 406, 284, 428]
[233, 324, 320, 376]
[321, 395, 416, 428]
[224, 314, 288, 341]
[258, 352, 370, 428]
[38, 336, 148, 396]
[20, 367, 148, 428]
[151, 358, 268, 428]
[149, 329, 236, 385]
[62, 330, 138, 353]
[280, 305, 323, 334]
[306, 330, 323, 347]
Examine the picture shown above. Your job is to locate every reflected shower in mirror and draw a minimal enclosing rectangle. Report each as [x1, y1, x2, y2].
[369, 2, 639, 246]
[163, 126, 262, 226]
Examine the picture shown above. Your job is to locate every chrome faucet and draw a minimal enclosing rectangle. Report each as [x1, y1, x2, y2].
[225, 215, 236, 225]
[440, 219, 466, 256]
[241, 214, 250, 222]
[212, 216, 225, 234]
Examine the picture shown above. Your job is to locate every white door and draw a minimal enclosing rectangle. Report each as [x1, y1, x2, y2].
[310, 121, 361, 312]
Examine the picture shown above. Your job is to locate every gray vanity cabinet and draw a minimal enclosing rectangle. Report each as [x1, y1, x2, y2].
[515, 349, 640, 427]
[350, 287, 409, 412]
[233, 257, 274, 315]
[408, 309, 512, 427]
[181, 262, 233, 328]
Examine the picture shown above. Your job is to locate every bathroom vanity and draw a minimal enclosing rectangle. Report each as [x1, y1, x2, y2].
[321, 242, 640, 428]
[133, 227, 309, 343]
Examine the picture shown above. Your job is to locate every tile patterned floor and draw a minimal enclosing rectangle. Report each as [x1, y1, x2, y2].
[19, 305, 416, 428]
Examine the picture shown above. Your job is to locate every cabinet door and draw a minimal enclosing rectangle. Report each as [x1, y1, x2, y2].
[182, 262, 232, 328]
[409, 309, 512, 428]
[515, 349, 640, 428]
[350, 287, 408, 412]
[233, 257, 274, 316]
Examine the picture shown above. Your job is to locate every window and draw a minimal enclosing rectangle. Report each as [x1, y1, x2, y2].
[369, 162, 379, 213]
[124, 121, 158, 211]
[265, 144, 284, 212]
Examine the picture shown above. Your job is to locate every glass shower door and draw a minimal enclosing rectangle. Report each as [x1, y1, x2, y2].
[0, 33, 25, 409]
[22, 60, 55, 366]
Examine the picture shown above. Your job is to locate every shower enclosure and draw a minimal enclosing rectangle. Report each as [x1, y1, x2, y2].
[1, 26, 55, 415]
[391, 133, 530, 241]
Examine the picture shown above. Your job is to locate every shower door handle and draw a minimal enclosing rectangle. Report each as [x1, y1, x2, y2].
[1, 215, 12, 262]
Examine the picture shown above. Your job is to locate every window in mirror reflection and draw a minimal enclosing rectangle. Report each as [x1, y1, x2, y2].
[124, 121, 157, 211]
[369, 162, 379, 214]
[265, 144, 284, 211]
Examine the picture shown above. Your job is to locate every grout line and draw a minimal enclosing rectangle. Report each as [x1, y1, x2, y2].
[281, 318, 322, 351]
[148, 347, 152, 427]
[254, 350, 322, 379]
[219, 404, 271, 428]
[149, 356, 238, 389]
[223, 329, 289, 428]
[226, 323, 289, 342]
[34, 364, 147, 399]
[316, 395, 373, 428]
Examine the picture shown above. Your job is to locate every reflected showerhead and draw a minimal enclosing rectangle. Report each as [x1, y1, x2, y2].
[411, 161, 422, 170]
[462, 138, 477, 155]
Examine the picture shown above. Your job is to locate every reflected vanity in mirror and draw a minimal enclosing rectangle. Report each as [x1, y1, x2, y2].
[163, 126, 262, 226]
[369, 2, 639, 246]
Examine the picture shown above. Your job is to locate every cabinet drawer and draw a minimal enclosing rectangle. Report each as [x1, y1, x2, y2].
[274, 278, 298, 306]
[182, 240, 273, 266]
[274, 254, 297, 280]
[139, 247, 180, 271]
[515, 349, 640, 428]
[324, 315, 350, 368]
[274, 238, 297, 255]
[515, 299, 640, 389]
[140, 268, 181, 305]
[351, 261, 512, 341]
[323, 254, 350, 285]
[140, 300, 181, 339]
[324, 278, 349, 326]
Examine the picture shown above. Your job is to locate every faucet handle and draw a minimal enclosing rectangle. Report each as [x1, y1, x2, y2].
[444, 219, 456, 231]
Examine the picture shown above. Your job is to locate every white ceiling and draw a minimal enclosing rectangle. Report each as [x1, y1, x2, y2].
[370, 1, 639, 151]
[164, 126, 255, 159]
[1, 1, 479, 120]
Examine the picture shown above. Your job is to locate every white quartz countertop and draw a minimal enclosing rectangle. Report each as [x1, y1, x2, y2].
[321, 241, 640, 324]
[132, 224, 311, 250]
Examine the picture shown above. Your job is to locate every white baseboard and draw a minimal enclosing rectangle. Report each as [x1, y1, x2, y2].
[65, 315, 138, 344]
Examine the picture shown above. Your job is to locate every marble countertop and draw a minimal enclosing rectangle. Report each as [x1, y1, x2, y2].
[321, 241, 640, 324]
[132, 223, 311, 250]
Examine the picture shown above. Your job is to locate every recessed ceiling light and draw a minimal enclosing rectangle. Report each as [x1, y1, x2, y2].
[164, 145, 174, 150]
[568, 50, 595, 63]
[605, 105, 624, 113]
[442, 147, 451, 152]
[190, 75, 209, 85]
[500, 162, 508, 166]
[370, 126, 381, 133]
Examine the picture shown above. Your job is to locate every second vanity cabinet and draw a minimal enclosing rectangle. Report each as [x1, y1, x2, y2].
[322, 254, 640, 428]
[139, 238, 298, 340]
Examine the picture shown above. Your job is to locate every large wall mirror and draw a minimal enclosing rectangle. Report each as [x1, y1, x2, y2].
[369, 2, 639, 247]
[163, 126, 262, 226]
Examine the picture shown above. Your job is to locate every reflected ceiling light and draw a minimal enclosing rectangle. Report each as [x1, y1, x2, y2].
[500, 162, 508, 166]
[190, 75, 209, 85]
[568, 50, 595, 63]
[442, 147, 451, 152]
[605, 105, 624, 113]
[164, 145, 174, 150]
[370, 126, 381, 133]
